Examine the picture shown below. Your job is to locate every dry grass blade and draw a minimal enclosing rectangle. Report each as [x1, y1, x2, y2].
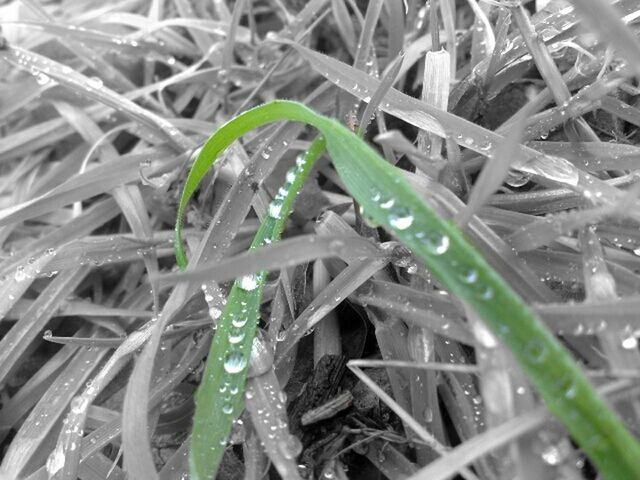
[245, 369, 303, 479]
[0, 151, 182, 227]
[457, 99, 528, 227]
[156, 234, 379, 287]
[313, 260, 342, 364]
[352, 0, 384, 71]
[567, 0, 640, 76]
[0, 266, 89, 385]
[405, 408, 549, 480]
[331, 0, 358, 55]
[348, 365, 478, 480]
[0, 337, 107, 478]
[383, 0, 405, 60]
[358, 52, 405, 136]
[285, 38, 622, 199]
[352, 280, 472, 343]
[275, 255, 390, 361]
[438, 0, 457, 75]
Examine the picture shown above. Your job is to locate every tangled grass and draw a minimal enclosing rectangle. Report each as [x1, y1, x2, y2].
[2, 1, 640, 479]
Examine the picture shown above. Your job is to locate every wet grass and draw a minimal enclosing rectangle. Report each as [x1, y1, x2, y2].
[2, 1, 640, 479]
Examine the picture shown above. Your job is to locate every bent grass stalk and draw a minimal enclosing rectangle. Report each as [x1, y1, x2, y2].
[176, 100, 640, 480]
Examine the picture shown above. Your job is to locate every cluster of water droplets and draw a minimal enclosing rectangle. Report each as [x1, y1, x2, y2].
[267, 152, 308, 220]
[452, 133, 494, 154]
[10, 249, 58, 285]
[12, 52, 57, 88]
[201, 283, 224, 321]
[245, 373, 303, 462]
[365, 187, 498, 302]
[210, 275, 272, 424]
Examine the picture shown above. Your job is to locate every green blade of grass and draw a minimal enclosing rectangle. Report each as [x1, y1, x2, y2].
[317, 104, 640, 479]
[185, 137, 326, 480]
[176, 100, 640, 479]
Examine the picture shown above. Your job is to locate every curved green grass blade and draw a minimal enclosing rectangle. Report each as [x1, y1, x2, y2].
[185, 135, 325, 480]
[176, 100, 640, 480]
[317, 114, 640, 480]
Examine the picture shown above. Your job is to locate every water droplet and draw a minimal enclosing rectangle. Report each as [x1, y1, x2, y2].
[506, 171, 531, 188]
[278, 186, 289, 197]
[232, 317, 247, 328]
[541, 442, 570, 466]
[622, 336, 638, 350]
[380, 197, 395, 209]
[223, 351, 247, 374]
[238, 274, 259, 291]
[46, 444, 65, 475]
[286, 168, 297, 184]
[14, 266, 25, 282]
[525, 340, 548, 363]
[87, 76, 103, 89]
[472, 322, 498, 348]
[36, 72, 50, 85]
[479, 141, 493, 151]
[278, 435, 303, 459]
[555, 374, 577, 399]
[424, 407, 433, 423]
[268, 200, 283, 219]
[247, 333, 273, 378]
[415, 231, 450, 255]
[222, 404, 234, 414]
[209, 307, 222, 320]
[460, 268, 478, 283]
[389, 208, 414, 230]
[228, 330, 245, 344]
[478, 286, 494, 300]
[295, 155, 306, 167]
[70, 396, 89, 414]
